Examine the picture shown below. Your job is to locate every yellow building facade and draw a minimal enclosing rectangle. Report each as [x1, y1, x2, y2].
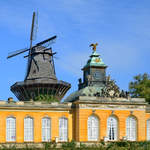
[0, 97, 150, 143]
[0, 101, 72, 143]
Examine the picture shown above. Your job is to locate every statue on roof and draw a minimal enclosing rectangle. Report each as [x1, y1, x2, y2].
[89, 43, 98, 51]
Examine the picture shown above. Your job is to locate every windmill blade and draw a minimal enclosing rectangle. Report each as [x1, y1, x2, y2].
[36, 35, 57, 47]
[31, 11, 38, 41]
[7, 48, 29, 59]
[29, 11, 36, 56]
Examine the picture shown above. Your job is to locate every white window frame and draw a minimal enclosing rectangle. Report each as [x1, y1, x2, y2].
[147, 119, 150, 140]
[6, 117, 16, 142]
[42, 117, 51, 142]
[88, 115, 99, 141]
[107, 116, 118, 141]
[59, 117, 68, 142]
[126, 116, 137, 141]
[24, 117, 34, 142]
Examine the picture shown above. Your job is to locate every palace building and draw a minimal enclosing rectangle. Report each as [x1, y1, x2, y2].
[1, 44, 150, 144]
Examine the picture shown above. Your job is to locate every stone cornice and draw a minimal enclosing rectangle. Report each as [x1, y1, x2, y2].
[0, 101, 72, 111]
[73, 96, 147, 105]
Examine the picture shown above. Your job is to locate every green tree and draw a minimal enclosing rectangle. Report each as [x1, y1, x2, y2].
[129, 73, 150, 102]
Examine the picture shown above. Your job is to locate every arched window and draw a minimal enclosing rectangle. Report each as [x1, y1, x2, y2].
[88, 115, 99, 141]
[24, 117, 34, 141]
[107, 116, 118, 140]
[126, 116, 137, 141]
[42, 117, 51, 142]
[147, 119, 150, 140]
[59, 117, 68, 141]
[6, 117, 16, 142]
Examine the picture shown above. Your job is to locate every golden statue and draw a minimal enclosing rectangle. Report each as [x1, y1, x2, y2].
[89, 43, 98, 51]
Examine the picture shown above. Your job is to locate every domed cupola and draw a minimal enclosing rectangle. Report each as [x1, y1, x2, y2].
[79, 43, 107, 89]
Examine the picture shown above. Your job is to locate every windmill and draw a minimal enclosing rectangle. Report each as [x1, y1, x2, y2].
[7, 12, 71, 101]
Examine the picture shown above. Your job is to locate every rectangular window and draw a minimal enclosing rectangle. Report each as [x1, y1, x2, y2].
[59, 117, 68, 141]
[42, 118, 51, 142]
[88, 115, 99, 141]
[6, 117, 16, 142]
[147, 119, 150, 140]
[126, 116, 136, 141]
[24, 117, 33, 142]
[107, 116, 118, 141]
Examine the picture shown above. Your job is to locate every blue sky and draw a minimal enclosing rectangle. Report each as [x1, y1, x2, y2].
[0, 0, 150, 101]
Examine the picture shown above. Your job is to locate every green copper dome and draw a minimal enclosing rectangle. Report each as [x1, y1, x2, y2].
[64, 45, 108, 102]
[83, 51, 106, 69]
[64, 86, 104, 102]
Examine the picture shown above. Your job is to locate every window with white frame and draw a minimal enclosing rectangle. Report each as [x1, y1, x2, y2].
[107, 116, 118, 141]
[42, 117, 51, 142]
[24, 117, 34, 141]
[88, 115, 99, 141]
[147, 119, 150, 140]
[126, 116, 137, 141]
[6, 117, 16, 142]
[59, 117, 68, 141]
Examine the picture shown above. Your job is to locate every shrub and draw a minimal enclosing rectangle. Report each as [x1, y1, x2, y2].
[43, 142, 57, 150]
[62, 140, 76, 150]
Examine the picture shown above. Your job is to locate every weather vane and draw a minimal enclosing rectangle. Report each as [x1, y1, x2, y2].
[89, 43, 98, 51]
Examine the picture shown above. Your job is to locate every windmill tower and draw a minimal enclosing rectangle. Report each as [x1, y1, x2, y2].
[7, 12, 71, 101]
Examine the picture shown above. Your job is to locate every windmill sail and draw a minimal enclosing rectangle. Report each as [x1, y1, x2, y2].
[25, 11, 38, 80]
[29, 11, 38, 55]
[7, 48, 29, 59]
[32, 11, 38, 41]
[7, 12, 38, 59]
[29, 11, 35, 55]
[36, 35, 57, 47]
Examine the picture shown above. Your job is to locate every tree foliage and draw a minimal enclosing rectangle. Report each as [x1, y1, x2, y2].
[129, 73, 150, 102]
